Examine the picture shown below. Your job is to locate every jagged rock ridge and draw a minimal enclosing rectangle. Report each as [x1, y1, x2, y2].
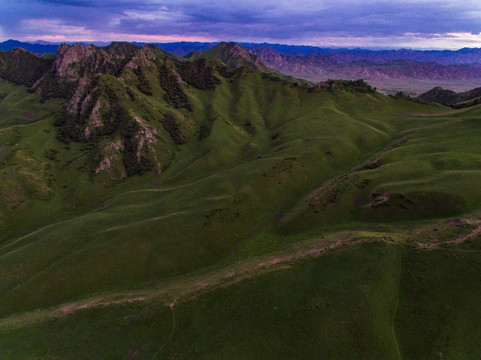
[0, 42, 236, 180]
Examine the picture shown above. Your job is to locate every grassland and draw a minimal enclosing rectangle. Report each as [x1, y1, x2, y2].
[0, 80, 62, 128]
[1, 65, 481, 359]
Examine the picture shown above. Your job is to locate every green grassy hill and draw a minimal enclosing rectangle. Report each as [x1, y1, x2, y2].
[1, 44, 481, 359]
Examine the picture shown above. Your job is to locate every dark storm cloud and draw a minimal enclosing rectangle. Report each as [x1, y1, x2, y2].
[1, 0, 481, 47]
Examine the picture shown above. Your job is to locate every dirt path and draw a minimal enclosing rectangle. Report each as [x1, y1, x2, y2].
[448, 223, 481, 245]
[1, 227, 452, 333]
[417, 221, 481, 249]
[0, 231, 393, 330]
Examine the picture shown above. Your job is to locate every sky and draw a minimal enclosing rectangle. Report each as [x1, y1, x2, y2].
[0, 0, 481, 49]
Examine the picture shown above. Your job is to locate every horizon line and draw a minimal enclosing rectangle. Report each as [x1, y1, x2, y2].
[1, 38, 481, 52]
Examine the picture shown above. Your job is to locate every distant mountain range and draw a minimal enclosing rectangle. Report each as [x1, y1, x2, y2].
[3, 39, 481, 65]
[2, 39, 481, 95]
[0, 39, 59, 55]
[250, 46, 481, 81]
[255, 46, 481, 65]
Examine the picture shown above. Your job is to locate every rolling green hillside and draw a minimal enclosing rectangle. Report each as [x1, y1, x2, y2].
[1, 44, 481, 359]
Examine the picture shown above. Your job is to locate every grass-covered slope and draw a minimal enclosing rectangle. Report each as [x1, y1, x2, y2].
[1, 44, 481, 359]
[0, 79, 62, 128]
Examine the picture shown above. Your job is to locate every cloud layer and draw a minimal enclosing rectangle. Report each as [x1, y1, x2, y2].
[1, 0, 481, 48]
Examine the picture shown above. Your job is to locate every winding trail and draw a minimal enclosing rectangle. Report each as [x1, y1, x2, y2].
[448, 223, 481, 245]
[0, 231, 381, 330]
[417, 221, 481, 249]
[2, 220, 476, 335]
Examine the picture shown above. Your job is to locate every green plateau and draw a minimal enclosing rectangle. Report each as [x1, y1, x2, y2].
[1, 42, 481, 359]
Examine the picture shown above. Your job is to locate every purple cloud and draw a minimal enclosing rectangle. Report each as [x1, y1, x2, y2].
[1, 0, 481, 49]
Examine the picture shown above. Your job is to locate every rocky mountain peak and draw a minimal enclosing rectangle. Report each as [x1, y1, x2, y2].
[53, 43, 114, 78]
[104, 42, 139, 57]
[125, 45, 160, 69]
[218, 42, 254, 59]
[186, 42, 270, 72]
[215, 42, 265, 69]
